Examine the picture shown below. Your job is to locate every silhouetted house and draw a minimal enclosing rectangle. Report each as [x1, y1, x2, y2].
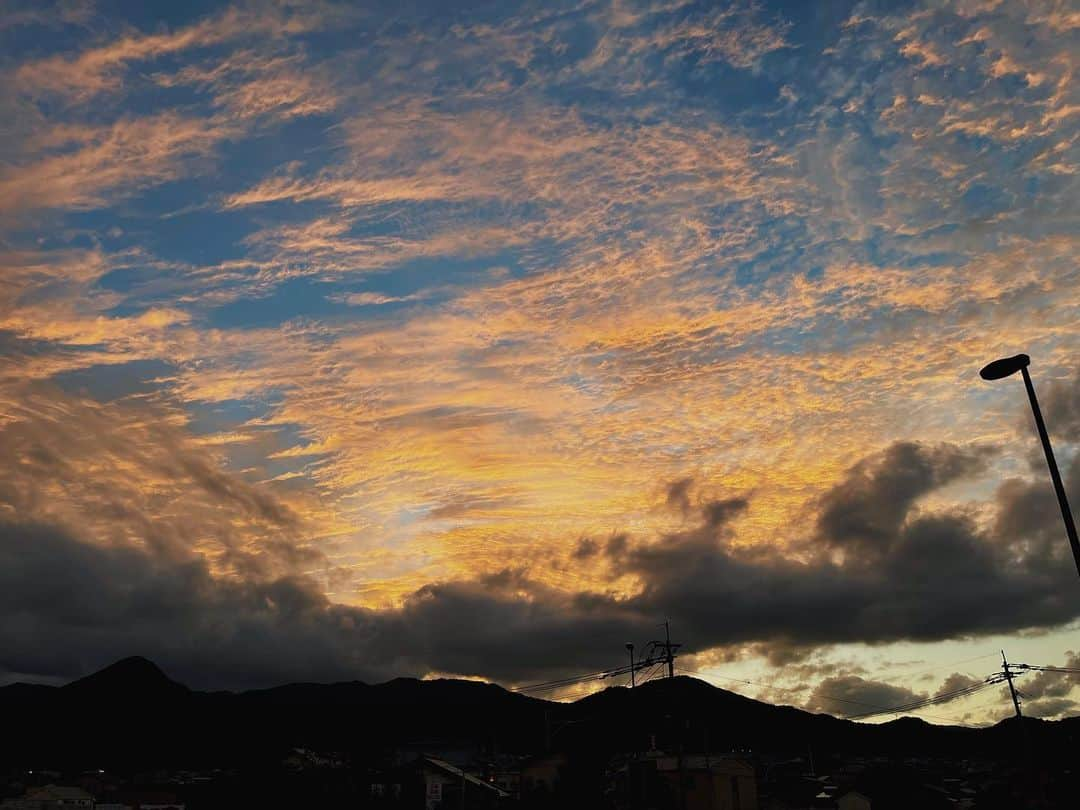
[609, 752, 758, 810]
[520, 752, 567, 796]
[835, 790, 870, 810]
[484, 763, 522, 799]
[395, 740, 481, 769]
[0, 785, 94, 809]
[417, 756, 508, 810]
[832, 773, 951, 810]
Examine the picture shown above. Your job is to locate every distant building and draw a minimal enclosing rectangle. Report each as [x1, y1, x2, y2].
[0, 785, 94, 809]
[759, 773, 841, 810]
[609, 752, 758, 810]
[282, 747, 347, 771]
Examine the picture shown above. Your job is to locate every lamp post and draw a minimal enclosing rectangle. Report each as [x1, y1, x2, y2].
[980, 353, 1080, 578]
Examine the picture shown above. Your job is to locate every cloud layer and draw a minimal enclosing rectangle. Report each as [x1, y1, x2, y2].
[3, 430, 1078, 694]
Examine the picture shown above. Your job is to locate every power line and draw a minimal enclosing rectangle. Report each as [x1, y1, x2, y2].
[740, 653, 1070, 724]
[518, 660, 986, 725]
[514, 623, 683, 697]
[674, 666, 910, 714]
[850, 677, 1003, 715]
[880, 651, 1001, 681]
[512, 668, 615, 694]
[1012, 663, 1080, 675]
[845, 678, 1001, 721]
[639, 662, 665, 685]
[512, 657, 670, 697]
[512, 646, 1071, 723]
[674, 648, 1001, 708]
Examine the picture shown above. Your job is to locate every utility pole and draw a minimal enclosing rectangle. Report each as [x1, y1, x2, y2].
[1001, 650, 1023, 721]
[662, 620, 681, 678]
[603, 623, 680, 688]
[1002, 649, 1040, 804]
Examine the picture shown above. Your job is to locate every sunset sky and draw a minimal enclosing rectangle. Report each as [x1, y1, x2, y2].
[2, 0, 1079, 725]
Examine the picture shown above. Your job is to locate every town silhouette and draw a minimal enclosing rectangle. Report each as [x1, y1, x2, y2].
[3, 649, 1079, 808]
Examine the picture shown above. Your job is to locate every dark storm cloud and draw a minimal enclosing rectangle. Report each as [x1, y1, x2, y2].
[1041, 370, 1080, 443]
[572, 536, 599, 559]
[805, 675, 924, 717]
[816, 441, 994, 555]
[665, 477, 694, 515]
[535, 440, 1077, 672]
[935, 672, 981, 698]
[6, 439, 1080, 690]
[338, 440, 1077, 681]
[388, 574, 650, 683]
[1023, 697, 1076, 719]
[0, 517, 656, 688]
[605, 533, 629, 558]
[703, 497, 749, 528]
[751, 644, 839, 669]
[0, 520, 388, 689]
[994, 452, 1080, 574]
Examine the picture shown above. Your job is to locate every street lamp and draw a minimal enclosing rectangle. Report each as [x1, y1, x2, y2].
[980, 353, 1080, 578]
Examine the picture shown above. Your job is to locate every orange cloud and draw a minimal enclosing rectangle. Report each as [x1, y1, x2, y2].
[12, 1, 351, 101]
[0, 113, 236, 213]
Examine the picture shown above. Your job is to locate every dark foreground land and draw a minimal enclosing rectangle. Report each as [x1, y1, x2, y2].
[2, 657, 1077, 808]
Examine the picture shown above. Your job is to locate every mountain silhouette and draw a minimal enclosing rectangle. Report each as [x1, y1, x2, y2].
[62, 655, 189, 701]
[2, 659, 1076, 773]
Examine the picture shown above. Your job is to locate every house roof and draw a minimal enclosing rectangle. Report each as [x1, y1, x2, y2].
[421, 757, 509, 797]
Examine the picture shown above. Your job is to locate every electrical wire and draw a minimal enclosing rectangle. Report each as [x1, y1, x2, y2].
[512, 668, 615, 694]
[512, 656, 670, 695]
[638, 663, 665, 685]
[844, 678, 1000, 721]
[1012, 664, 1080, 675]
[675, 666, 987, 727]
[513, 649, 1042, 725]
[878, 651, 1001, 682]
[674, 666, 914, 714]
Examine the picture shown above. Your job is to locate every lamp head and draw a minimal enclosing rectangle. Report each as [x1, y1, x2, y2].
[980, 353, 1030, 381]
